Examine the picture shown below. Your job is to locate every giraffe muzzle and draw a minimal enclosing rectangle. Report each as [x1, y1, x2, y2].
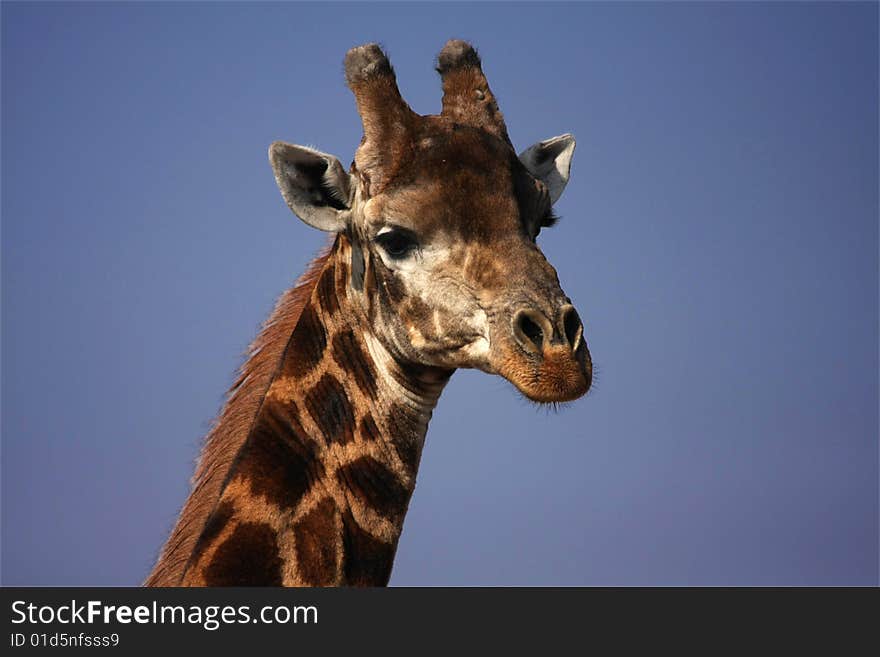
[506, 303, 592, 403]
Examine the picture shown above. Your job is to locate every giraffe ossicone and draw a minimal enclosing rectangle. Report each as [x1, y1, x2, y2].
[147, 40, 592, 587]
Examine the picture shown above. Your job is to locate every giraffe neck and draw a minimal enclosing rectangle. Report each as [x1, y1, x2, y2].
[180, 236, 451, 586]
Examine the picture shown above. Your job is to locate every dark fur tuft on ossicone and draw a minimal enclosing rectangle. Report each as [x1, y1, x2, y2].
[344, 43, 394, 86]
[436, 39, 482, 74]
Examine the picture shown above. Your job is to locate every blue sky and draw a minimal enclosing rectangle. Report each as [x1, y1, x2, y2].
[2, 1, 877, 585]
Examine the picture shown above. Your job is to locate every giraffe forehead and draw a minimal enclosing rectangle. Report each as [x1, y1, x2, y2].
[413, 117, 512, 165]
[369, 180, 521, 244]
[359, 126, 540, 239]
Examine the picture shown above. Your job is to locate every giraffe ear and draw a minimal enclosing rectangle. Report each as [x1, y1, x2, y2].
[518, 133, 576, 205]
[269, 142, 354, 232]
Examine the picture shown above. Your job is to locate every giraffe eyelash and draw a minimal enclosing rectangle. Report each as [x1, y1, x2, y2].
[540, 209, 560, 228]
[531, 210, 559, 241]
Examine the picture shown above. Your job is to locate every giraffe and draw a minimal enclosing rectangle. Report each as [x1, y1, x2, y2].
[146, 40, 592, 586]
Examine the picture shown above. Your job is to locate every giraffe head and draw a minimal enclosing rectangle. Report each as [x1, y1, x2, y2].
[269, 41, 591, 403]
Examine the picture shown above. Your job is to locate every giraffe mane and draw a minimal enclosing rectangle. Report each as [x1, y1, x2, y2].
[145, 240, 335, 586]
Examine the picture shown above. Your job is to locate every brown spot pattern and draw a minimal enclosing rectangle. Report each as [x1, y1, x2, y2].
[385, 403, 423, 474]
[358, 415, 381, 443]
[402, 296, 432, 330]
[144, 246, 335, 588]
[294, 498, 339, 586]
[362, 256, 377, 319]
[287, 304, 326, 378]
[381, 268, 406, 306]
[341, 510, 395, 586]
[304, 374, 355, 445]
[335, 257, 349, 300]
[203, 522, 283, 586]
[237, 403, 322, 509]
[316, 263, 339, 317]
[332, 329, 378, 399]
[189, 500, 235, 565]
[284, 399, 309, 439]
[336, 455, 409, 523]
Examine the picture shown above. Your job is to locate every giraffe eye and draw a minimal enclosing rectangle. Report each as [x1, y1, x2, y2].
[375, 228, 419, 259]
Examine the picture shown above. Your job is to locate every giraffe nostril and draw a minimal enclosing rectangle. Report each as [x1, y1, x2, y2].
[520, 316, 543, 348]
[513, 309, 551, 354]
[561, 305, 583, 352]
